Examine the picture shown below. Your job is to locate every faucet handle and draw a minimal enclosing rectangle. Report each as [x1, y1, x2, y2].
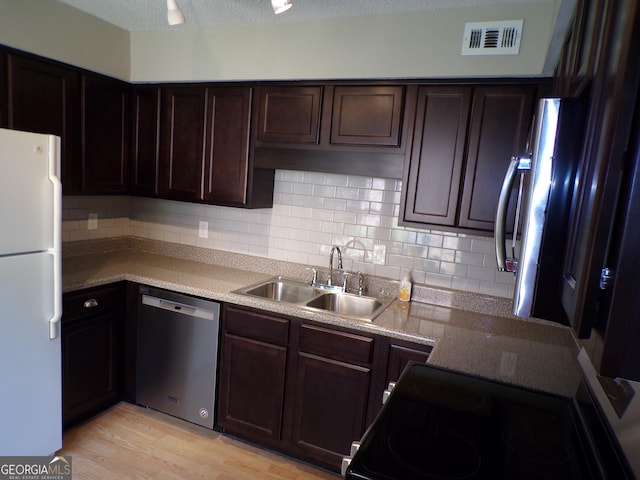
[341, 271, 354, 293]
[305, 267, 318, 285]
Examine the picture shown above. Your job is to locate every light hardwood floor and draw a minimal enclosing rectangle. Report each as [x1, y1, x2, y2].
[58, 402, 339, 480]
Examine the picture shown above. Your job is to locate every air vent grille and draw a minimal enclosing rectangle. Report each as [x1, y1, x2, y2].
[462, 20, 523, 56]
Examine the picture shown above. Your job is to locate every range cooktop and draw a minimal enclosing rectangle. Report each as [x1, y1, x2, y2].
[345, 362, 629, 479]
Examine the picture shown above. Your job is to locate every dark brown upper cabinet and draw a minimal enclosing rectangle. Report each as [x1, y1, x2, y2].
[401, 83, 536, 234]
[130, 86, 161, 197]
[401, 86, 472, 226]
[458, 85, 536, 231]
[253, 83, 411, 179]
[81, 74, 129, 193]
[158, 86, 208, 201]
[159, 85, 273, 207]
[204, 87, 252, 206]
[256, 85, 322, 144]
[7, 54, 81, 192]
[329, 85, 404, 147]
[0, 50, 7, 128]
[554, 0, 607, 98]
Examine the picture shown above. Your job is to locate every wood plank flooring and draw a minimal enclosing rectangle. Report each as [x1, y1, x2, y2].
[58, 402, 339, 480]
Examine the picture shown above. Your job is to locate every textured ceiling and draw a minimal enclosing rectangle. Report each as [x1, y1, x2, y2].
[55, 0, 552, 32]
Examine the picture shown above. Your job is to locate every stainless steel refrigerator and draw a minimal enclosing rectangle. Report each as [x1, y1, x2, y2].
[0, 128, 62, 455]
[495, 98, 587, 324]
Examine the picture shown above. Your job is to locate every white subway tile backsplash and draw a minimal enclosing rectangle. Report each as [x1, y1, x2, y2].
[63, 171, 516, 299]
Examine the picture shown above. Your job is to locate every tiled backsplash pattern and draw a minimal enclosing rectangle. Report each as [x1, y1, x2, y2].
[62, 170, 516, 298]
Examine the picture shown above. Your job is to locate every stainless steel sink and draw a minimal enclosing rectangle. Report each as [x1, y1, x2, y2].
[234, 276, 394, 321]
[304, 292, 388, 319]
[238, 278, 321, 304]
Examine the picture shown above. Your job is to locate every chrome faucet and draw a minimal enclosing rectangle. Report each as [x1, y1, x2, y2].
[328, 246, 343, 286]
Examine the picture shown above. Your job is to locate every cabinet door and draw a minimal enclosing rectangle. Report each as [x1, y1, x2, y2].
[8, 54, 81, 192]
[289, 323, 373, 471]
[217, 306, 289, 445]
[62, 312, 121, 428]
[561, 0, 637, 341]
[0, 50, 7, 128]
[61, 284, 124, 429]
[130, 86, 160, 196]
[82, 74, 129, 193]
[159, 86, 208, 200]
[203, 87, 251, 205]
[401, 86, 472, 226]
[256, 86, 322, 144]
[385, 343, 431, 385]
[330, 85, 404, 147]
[217, 334, 287, 444]
[458, 85, 535, 231]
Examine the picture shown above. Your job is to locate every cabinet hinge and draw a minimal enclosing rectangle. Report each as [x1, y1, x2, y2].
[599, 267, 615, 291]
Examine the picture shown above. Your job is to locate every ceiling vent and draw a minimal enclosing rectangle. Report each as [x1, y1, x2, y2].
[461, 20, 523, 56]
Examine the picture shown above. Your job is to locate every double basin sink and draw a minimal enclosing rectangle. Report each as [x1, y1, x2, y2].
[233, 277, 395, 321]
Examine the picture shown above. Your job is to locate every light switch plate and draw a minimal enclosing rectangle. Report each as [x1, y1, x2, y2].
[199, 221, 209, 238]
[373, 244, 386, 265]
[88, 213, 98, 230]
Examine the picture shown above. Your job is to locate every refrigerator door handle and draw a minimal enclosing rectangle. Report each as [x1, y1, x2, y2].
[495, 156, 530, 272]
[49, 250, 62, 340]
[48, 135, 62, 340]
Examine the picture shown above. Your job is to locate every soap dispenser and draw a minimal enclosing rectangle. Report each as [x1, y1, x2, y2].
[398, 272, 412, 302]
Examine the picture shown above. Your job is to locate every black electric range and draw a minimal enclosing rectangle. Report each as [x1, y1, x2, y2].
[344, 362, 633, 480]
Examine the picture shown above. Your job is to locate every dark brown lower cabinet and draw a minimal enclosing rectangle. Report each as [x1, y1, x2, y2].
[217, 306, 289, 447]
[217, 304, 432, 472]
[288, 323, 374, 469]
[62, 283, 125, 429]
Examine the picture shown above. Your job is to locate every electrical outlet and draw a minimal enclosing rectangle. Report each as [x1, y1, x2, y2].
[373, 244, 386, 265]
[88, 213, 98, 230]
[199, 221, 209, 239]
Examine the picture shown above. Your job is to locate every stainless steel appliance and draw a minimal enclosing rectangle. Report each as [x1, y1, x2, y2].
[495, 98, 587, 324]
[0, 128, 62, 455]
[343, 361, 634, 479]
[136, 286, 220, 429]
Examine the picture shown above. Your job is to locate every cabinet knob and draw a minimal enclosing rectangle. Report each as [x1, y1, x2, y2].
[83, 298, 99, 308]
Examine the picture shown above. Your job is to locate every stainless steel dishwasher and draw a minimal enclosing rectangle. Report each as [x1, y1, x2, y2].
[136, 286, 220, 429]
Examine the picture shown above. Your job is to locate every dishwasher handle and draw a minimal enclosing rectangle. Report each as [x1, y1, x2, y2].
[141, 294, 215, 320]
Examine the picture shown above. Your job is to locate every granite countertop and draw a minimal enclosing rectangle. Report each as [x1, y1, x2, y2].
[62, 238, 583, 397]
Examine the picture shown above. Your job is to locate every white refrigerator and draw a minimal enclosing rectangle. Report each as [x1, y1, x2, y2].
[0, 128, 62, 455]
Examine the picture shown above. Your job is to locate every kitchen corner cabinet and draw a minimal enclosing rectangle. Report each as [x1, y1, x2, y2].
[217, 304, 432, 472]
[6, 53, 81, 192]
[401, 83, 536, 233]
[81, 74, 129, 193]
[253, 83, 410, 179]
[62, 283, 125, 429]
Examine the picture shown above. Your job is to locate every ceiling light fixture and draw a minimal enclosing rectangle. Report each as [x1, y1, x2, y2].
[167, 0, 185, 26]
[271, 0, 293, 15]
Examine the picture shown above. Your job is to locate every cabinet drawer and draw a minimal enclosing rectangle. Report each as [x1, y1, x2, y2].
[63, 284, 122, 322]
[299, 323, 373, 366]
[224, 306, 289, 346]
